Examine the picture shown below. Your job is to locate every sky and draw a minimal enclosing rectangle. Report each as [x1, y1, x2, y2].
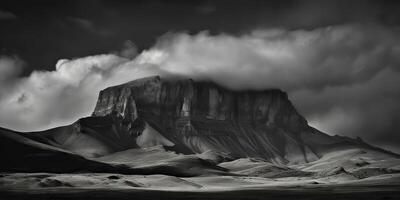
[0, 0, 399, 153]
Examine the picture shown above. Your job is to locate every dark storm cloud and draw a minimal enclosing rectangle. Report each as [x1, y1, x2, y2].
[195, 4, 217, 15]
[66, 16, 114, 36]
[291, 69, 400, 153]
[0, 10, 16, 19]
[278, 0, 400, 28]
[66, 17, 95, 31]
[1, 0, 399, 74]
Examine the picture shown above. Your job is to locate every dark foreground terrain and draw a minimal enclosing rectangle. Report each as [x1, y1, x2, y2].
[1, 185, 400, 200]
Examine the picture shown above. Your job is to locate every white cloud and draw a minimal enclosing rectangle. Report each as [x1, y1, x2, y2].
[0, 54, 128, 130]
[142, 24, 399, 91]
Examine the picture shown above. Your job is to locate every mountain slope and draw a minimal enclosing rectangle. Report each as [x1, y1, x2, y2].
[0, 127, 124, 173]
[0, 127, 231, 176]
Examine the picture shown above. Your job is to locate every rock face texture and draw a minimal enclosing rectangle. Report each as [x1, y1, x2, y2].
[87, 76, 378, 164]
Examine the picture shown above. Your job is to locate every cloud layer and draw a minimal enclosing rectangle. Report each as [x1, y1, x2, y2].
[146, 24, 399, 91]
[0, 24, 399, 152]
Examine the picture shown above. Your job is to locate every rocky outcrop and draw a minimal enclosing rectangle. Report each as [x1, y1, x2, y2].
[89, 76, 336, 164]
[93, 76, 308, 131]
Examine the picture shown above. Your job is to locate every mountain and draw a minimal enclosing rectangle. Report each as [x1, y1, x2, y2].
[0, 76, 398, 175]
[90, 76, 398, 164]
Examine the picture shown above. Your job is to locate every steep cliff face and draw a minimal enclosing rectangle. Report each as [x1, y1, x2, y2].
[93, 76, 308, 131]
[90, 76, 325, 164]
